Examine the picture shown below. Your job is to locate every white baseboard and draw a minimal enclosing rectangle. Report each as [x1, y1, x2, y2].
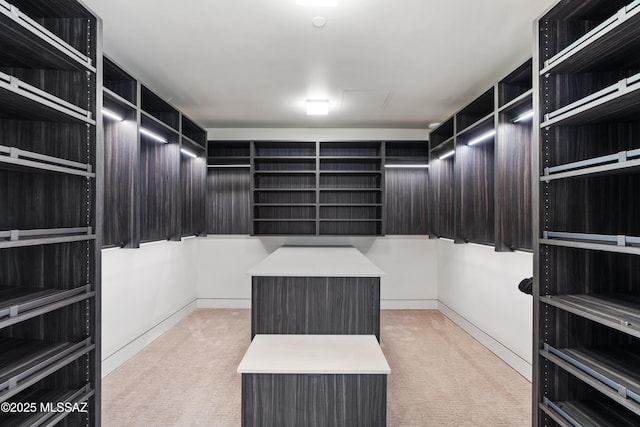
[438, 302, 532, 382]
[381, 299, 438, 310]
[101, 300, 197, 377]
[197, 298, 252, 309]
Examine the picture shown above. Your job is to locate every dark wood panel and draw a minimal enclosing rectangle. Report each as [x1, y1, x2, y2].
[0, 171, 91, 230]
[207, 168, 250, 234]
[0, 241, 91, 290]
[0, 120, 91, 165]
[428, 157, 454, 238]
[495, 117, 532, 251]
[547, 173, 640, 235]
[456, 140, 494, 245]
[385, 168, 428, 235]
[103, 119, 137, 247]
[252, 276, 380, 340]
[139, 139, 180, 242]
[242, 373, 387, 427]
[181, 156, 206, 237]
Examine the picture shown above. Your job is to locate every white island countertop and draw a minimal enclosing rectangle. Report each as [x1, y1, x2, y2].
[237, 334, 390, 374]
[246, 246, 384, 277]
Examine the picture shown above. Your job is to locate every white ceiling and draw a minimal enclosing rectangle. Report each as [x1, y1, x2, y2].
[83, 0, 556, 129]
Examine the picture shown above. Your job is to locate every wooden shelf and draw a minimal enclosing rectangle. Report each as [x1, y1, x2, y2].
[0, 227, 95, 249]
[541, 1, 640, 75]
[254, 203, 316, 207]
[541, 148, 640, 181]
[254, 219, 315, 222]
[0, 72, 94, 124]
[0, 284, 94, 330]
[140, 111, 179, 138]
[319, 156, 382, 160]
[319, 171, 381, 174]
[255, 171, 316, 175]
[0, 337, 93, 402]
[541, 294, 640, 338]
[320, 188, 382, 191]
[0, 0, 94, 72]
[103, 87, 136, 110]
[498, 89, 533, 114]
[541, 344, 640, 411]
[540, 397, 640, 427]
[0, 144, 95, 177]
[541, 74, 640, 127]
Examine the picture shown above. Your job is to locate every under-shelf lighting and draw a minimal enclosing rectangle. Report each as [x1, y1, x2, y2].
[306, 99, 329, 115]
[385, 164, 430, 168]
[297, 0, 339, 6]
[102, 108, 124, 122]
[467, 129, 496, 146]
[208, 164, 251, 168]
[139, 127, 167, 144]
[438, 150, 455, 160]
[513, 110, 534, 123]
[180, 148, 198, 159]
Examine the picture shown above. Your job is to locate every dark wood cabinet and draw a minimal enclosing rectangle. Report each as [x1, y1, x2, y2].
[0, 0, 102, 424]
[428, 59, 533, 250]
[533, 1, 640, 425]
[101, 57, 207, 247]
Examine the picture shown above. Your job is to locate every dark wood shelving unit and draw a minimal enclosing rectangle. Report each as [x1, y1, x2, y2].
[102, 57, 207, 247]
[384, 141, 429, 235]
[0, 1, 101, 423]
[207, 139, 429, 236]
[207, 141, 251, 234]
[428, 59, 533, 250]
[534, 1, 640, 425]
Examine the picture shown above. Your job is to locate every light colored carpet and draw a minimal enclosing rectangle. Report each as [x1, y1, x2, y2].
[102, 310, 530, 426]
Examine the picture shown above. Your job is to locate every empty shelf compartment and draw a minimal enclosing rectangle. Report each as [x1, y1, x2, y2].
[0, 0, 93, 72]
[541, 396, 640, 427]
[542, 73, 640, 127]
[0, 284, 93, 328]
[0, 145, 94, 177]
[541, 293, 640, 338]
[542, 344, 640, 405]
[0, 72, 93, 124]
[542, 1, 640, 74]
[0, 337, 92, 402]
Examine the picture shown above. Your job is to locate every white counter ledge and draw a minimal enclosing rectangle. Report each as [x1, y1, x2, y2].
[237, 335, 390, 375]
[246, 246, 384, 277]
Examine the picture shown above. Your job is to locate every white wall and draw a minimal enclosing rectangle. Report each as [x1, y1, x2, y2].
[196, 235, 438, 310]
[101, 239, 199, 376]
[436, 240, 533, 380]
[207, 127, 429, 141]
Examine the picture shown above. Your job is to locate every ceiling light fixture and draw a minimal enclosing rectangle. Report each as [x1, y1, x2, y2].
[140, 127, 168, 143]
[102, 108, 124, 122]
[306, 99, 329, 115]
[438, 150, 455, 160]
[297, 0, 339, 6]
[180, 148, 198, 159]
[513, 110, 534, 123]
[385, 164, 430, 168]
[428, 122, 441, 129]
[467, 129, 496, 146]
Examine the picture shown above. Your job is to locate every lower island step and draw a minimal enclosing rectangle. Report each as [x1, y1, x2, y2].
[237, 334, 390, 427]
